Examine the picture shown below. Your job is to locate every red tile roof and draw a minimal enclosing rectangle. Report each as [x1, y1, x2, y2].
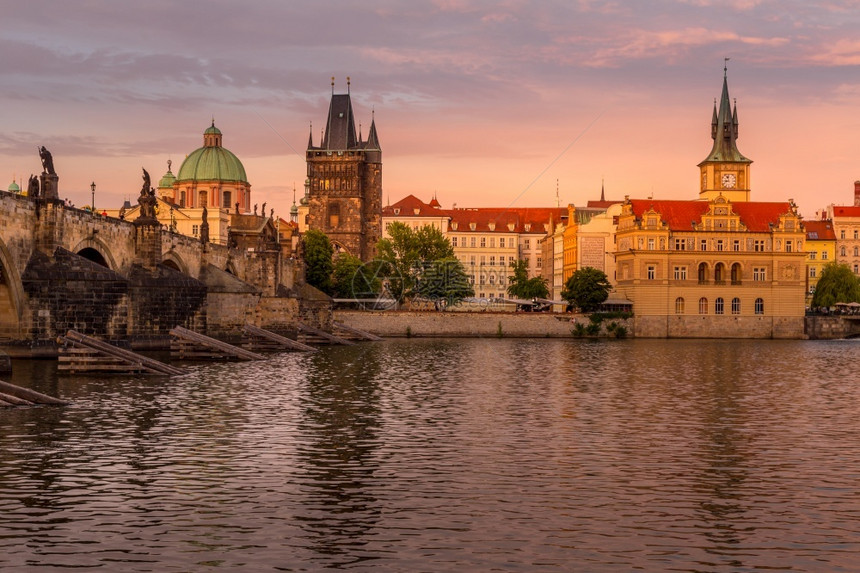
[628, 199, 794, 232]
[383, 195, 566, 234]
[804, 220, 836, 240]
[831, 205, 860, 217]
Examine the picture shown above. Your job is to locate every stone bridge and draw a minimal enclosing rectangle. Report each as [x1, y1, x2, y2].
[0, 191, 327, 356]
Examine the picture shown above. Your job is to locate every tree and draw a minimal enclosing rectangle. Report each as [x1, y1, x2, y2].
[414, 258, 474, 309]
[812, 262, 860, 308]
[303, 229, 334, 294]
[561, 266, 611, 312]
[506, 259, 549, 300]
[375, 222, 456, 302]
[332, 253, 378, 299]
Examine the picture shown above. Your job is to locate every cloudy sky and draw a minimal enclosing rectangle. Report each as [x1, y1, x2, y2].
[2, 0, 859, 219]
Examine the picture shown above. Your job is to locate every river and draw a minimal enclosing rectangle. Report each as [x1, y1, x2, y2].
[1, 338, 858, 571]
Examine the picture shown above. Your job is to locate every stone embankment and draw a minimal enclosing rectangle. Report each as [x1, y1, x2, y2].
[334, 310, 631, 338]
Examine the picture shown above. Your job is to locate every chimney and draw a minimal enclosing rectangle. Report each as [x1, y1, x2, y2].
[855, 180, 860, 207]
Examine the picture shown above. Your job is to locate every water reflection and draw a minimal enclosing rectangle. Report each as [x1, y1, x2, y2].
[1, 339, 859, 571]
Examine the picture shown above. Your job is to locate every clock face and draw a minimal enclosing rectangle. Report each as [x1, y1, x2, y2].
[721, 173, 737, 189]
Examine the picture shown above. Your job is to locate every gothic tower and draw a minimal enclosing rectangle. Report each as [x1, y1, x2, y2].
[306, 78, 382, 261]
[698, 65, 752, 202]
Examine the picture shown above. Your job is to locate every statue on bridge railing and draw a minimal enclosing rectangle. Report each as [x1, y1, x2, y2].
[39, 146, 56, 176]
[27, 175, 40, 198]
[137, 167, 158, 221]
[200, 205, 210, 244]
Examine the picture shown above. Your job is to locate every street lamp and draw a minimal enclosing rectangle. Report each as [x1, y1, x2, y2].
[90, 181, 96, 213]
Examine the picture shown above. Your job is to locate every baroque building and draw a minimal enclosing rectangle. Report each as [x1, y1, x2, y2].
[613, 69, 807, 338]
[305, 79, 382, 261]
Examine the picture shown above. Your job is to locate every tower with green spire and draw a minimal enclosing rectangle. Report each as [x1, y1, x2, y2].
[698, 64, 752, 202]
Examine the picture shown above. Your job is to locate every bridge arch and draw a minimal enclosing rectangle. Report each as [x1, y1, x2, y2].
[161, 251, 189, 275]
[71, 237, 119, 270]
[0, 237, 24, 339]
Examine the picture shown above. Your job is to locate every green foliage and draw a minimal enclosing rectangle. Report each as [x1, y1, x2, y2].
[561, 267, 611, 312]
[332, 253, 378, 299]
[812, 262, 860, 308]
[303, 229, 334, 294]
[571, 322, 587, 338]
[497, 321, 503, 338]
[589, 311, 634, 321]
[414, 258, 475, 309]
[612, 325, 628, 339]
[376, 222, 458, 303]
[585, 322, 601, 336]
[506, 259, 550, 300]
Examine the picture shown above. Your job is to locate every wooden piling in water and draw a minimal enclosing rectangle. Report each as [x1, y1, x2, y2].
[297, 323, 355, 346]
[242, 324, 318, 353]
[170, 326, 266, 361]
[0, 380, 69, 406]
[332, 322, 384, 341]
[58, 330, 185, 376]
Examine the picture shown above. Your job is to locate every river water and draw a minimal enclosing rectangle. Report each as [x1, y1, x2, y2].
[1, 338, 859, 572]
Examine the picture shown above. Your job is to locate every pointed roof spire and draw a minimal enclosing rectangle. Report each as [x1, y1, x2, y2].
[365, 113, 381, 150]
[600, 178, 605, 202]
[699, 61, 749, 166]
[307, 121, 314, 149]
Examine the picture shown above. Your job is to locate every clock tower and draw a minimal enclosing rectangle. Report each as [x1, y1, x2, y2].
[698, 65, 752, 202]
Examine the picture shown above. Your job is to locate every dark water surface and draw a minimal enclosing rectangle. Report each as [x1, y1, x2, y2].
[1, 338, 859, 571]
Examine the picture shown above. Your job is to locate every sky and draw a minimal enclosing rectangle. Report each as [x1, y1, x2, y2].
[2, 0, 859, 221]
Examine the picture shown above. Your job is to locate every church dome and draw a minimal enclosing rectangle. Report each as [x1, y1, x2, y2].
[176, 121, 247, 183]
[8, 180, 20, 193]
[158, 165, 176, 188]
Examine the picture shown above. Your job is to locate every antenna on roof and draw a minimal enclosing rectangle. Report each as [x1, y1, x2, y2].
[347, 76, 351, 94]
[331, 76, 335, 95]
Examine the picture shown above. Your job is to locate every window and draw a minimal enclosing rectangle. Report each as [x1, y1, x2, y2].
[754, 240, 765, 252]
[192, 224, 199, 237]
[675, 238, 686, 250]
[470, 255, 476, 266]
[489, 256, 496, 266]
[648, 238, 655, 250]
[480, 255, 486, 265]
[328, 203, 340, 227]
[755, 298, 764, 315]
[855, 264, 859, 274]
[841, 246, 847, 257]
[698, 262, 709, 283]
[855, 230, 859, 239]
[714, 263, 725, 284]
[489, 274, 495, 284]
[715, 297, 724, 315]
[675, 297, 685, 314]
[822, 251, 829, 260]
[647, 265, 656, 280]
[480, 237, 486, 248]
[180, 191, 186, 208]
[731, 297, 741, 315]
[753, 267, 766, 281]
[222, 190, 232, 209]
[699, 297, 708, 314]
[524, 239, 531, 250]
[198, 190, 208, 208]
[733, 240, 740, 252]
[700, 239, 708, 251]
[716, 239, 724, 251]
[537, 257, 542, 268]
[499, 238, 505, 248]
[471, 237, 477, 248]
[810, 267, 817, 278]
[809, 251, 816, 260]
[731, 263, 742, 284]
[854, 247, 859, 257]
[674, 266, 687, 280]
[489, 237, 495, 248]
[786, 240, 793, 253]
[452, 237, 458, 247]
[841, 230, 846, 239]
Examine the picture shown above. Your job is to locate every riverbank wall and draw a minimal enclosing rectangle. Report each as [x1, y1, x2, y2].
[334, 310, 630, 338]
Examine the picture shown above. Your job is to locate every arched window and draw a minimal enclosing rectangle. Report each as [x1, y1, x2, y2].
[755, 298, 764, 315]
[841, 246, 847, 257]
[199, 190, 208, 208]
[675, 297, 685, 314]
[731, 297, 741, 314]
[222, 190, 232, 210]
[698, 262, 709, 284]
[714, 263, 725, 284]
[731, 263, 742, 284]
[854, 246, 859, 257]
[180, 190, 186, 208]
[699, 297, 708, 314]
[715, 297, 724, 315]
[328, 203, 340, 228]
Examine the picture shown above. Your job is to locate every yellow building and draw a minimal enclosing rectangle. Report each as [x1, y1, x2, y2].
[613, 69, 807, 338]
[826, 184, 860, 275]
[803, 219, 836, 305]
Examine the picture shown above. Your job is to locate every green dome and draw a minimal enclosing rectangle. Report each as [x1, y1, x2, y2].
[204, 122, 222, 135]
[8, 180, 20, 193]
[177, 147, 247, 182]
[158, 169, 176, 188]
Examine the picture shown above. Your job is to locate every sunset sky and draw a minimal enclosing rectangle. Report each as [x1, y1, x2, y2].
[2, 1, 859, 220]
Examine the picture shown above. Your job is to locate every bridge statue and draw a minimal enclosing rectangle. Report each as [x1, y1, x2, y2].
[137, 168, 158, 221]
[39, 146, 56, 175]
[27, 175, 40, 198]
[200, 206, 210, 244]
